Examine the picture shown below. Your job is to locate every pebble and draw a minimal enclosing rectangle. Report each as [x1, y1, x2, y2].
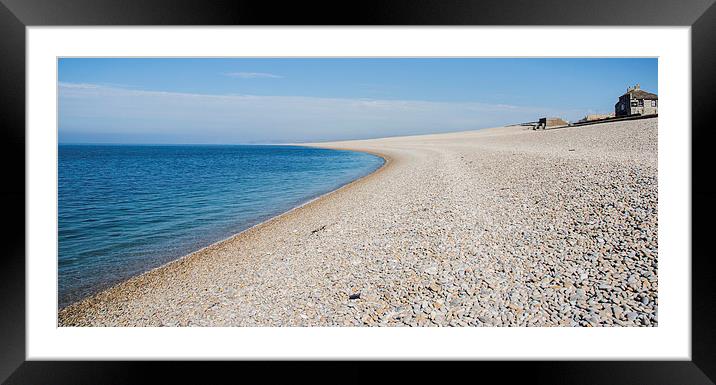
[58, 118, 659, 328]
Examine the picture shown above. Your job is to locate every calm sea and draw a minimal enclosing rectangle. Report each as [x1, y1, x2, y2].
[58, 145, 383, 308]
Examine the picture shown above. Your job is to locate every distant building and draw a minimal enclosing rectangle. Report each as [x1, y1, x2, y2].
[577, 113, 614, 123]
[614, 84, 658, 117]
[534, 117, 568, 130]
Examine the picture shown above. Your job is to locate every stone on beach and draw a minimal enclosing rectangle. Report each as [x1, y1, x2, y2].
[58, 117, 658, 327]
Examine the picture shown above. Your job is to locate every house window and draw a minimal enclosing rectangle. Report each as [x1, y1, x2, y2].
[638, 99, 644, 107]
[651, 100, 657, 107]
[630, 100, 638, 107]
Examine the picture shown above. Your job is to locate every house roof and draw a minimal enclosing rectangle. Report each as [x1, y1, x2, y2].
[623, 89, 658, 100]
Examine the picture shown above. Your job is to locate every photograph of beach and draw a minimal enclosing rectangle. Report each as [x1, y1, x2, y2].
[57, 58, 658, 327]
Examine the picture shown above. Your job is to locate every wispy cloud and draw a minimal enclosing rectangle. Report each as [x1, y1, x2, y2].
[59, 83, 583, 144]
[224, 72, 283, 79]
[58, 82, 101, 89]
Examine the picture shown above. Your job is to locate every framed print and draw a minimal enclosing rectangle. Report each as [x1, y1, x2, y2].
[1, 0, 715, 383]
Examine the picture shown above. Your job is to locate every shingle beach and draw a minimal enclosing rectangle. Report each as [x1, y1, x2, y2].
[59, 117, 658, 327]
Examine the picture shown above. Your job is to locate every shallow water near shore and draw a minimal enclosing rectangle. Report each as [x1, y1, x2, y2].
[58, 144, 384, 307]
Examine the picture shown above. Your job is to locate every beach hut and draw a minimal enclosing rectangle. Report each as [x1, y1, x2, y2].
[534, 117, 569, 130]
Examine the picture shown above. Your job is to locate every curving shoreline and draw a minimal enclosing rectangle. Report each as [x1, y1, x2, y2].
[58, 149, 392, 318]
[59, 118, 658, 327]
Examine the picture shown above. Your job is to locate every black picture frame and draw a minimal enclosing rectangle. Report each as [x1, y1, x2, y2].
[1, 0, 714, 383]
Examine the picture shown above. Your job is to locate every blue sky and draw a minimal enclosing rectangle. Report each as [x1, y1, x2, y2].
[58, 58, 657, 144]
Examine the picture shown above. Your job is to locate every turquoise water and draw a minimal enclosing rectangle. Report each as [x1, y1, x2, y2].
[58, 145, 383, 307]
